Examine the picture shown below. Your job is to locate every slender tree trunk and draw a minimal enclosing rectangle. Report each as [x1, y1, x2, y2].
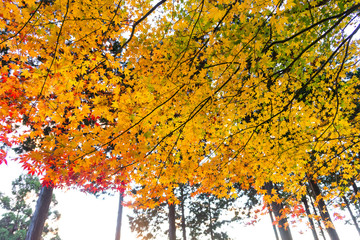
[264, 182, 293, 240]
[115, 192, 124, 240]
[168, 203, 176, 240]
[25, 186, 53, 240]
[309, 191, 327, 240]
[180, 185, 187, 240]
[353, 182, 358, 195]
[343, 196, 360, 236]
[268, 204, 280, 240]
[302, 196, 319, 240]
[208, 196, 214, 240]
[352, 181, 360, 211]
[308, 179, 340, 240]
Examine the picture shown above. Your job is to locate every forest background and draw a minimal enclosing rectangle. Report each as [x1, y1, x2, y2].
[0, 160, 359, 239]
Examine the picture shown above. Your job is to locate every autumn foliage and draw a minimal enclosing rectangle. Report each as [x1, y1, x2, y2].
[1, 0, 360, 226]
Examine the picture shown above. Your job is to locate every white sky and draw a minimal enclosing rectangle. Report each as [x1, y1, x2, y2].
[0, 156, 359, 239]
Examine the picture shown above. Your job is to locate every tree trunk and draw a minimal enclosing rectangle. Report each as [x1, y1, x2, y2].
[309, 190, 327, 240]
[264, 182, 293, 240]
[25, 186, 53, 240]
[352, 181, 360, 210]
[343, 196, 360, 236]
[208, 196, 214, 240]
[115, 192, 124, 240]
[180, 185, 187, 240]
[353, 181, 358, 195]
[302, 196, 319, 240]
[268, 204, 280, 240]
[168, 203, 176, 240]
[308, 179, 340, 240]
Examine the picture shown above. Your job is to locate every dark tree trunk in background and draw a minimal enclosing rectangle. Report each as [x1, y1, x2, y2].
[309, 190, 327, 240]
[351, 179, 360, 212]
[302, 196, 319, 240]
[343, 196, 360, 236]
[353, 181, 359, 195]
[208, 196, 214, 240]
[264, 182, 293, 240]
[168, 203, 176, 240]
[25, 186, 53, 240]
[268, 205, 280, 240]
[180, 185, 187, 240]
[115, 192, 124, 240]
[308, 179, 339, 240]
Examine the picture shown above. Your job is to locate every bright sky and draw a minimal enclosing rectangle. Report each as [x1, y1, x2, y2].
[0, 156, 359, 240]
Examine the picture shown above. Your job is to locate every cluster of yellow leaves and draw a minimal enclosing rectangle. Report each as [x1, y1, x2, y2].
[0, 0, 359, 212]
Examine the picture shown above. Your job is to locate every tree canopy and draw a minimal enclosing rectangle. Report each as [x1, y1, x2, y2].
[1, 0, 359, 218]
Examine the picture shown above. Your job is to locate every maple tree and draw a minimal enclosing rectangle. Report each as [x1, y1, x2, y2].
[1, 0, 360, 238]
